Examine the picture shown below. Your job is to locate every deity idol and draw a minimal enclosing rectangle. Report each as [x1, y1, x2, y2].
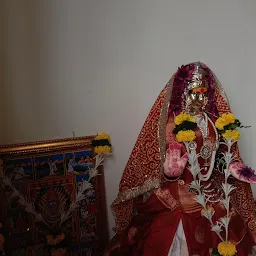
[105, 62, 256, 256]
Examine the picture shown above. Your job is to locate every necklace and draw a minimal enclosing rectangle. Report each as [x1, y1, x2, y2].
[195, 113, 208, 139]
[195, 113, 218, 160]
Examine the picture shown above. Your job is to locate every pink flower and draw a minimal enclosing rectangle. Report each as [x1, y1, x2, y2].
[229, 162, 256, 183]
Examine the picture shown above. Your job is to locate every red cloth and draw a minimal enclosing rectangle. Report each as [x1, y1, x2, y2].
[105, 114, 255, 255]
[106, 180, 255, 255]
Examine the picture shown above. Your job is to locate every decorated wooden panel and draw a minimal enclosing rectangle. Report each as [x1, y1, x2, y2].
[0, 135, 111, 256]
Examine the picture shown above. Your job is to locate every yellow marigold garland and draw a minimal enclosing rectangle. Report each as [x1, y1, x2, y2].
[174, 112, 196, 125]
[215, 112, 244, 143]
[222, 129, 240, 142]
[92, 133, 112, 154]
[173, 112, 197, 142]
[176, 130, 196, 142]
[94, 145, 111, 154]
[94, 133, 110, 141]
[217, 241, 237, 256]
[215, 113, 236, 130]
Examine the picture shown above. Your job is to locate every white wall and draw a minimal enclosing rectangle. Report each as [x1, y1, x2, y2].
[2, 0, 256, 238]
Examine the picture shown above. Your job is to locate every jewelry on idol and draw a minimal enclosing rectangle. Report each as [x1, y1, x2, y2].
[197, 113, 219, 181]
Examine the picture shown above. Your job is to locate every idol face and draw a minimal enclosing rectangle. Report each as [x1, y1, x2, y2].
[185, 89, 208, 115]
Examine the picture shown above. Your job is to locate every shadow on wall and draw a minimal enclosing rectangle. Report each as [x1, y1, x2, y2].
[1, 1, 53, 144]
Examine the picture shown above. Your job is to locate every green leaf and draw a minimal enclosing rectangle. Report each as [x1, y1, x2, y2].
[172, 121, 197, 134]
[217, 128, 224, 134]
[211, 248, 220, 256]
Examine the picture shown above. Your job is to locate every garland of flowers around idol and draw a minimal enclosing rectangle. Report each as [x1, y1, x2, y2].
[1, 133, 112, 256]
[173, 112, 246, 256]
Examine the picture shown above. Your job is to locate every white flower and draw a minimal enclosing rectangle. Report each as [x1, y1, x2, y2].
[211, 224, 222, 234]
[202, 208, 214, 222]
[95, 154, 104, 168]
[195, 194, 206, 208]
[190, 180, 201, 191]
[88, 168, 98, 179]
[224, 138, 235, 148]
[223, 152, 234, 165]
[224, 168, 232, 181]
[189, 163, 201, 179]
[220, 197, 230, 212]
[83, 181, 93, 190]
[222, 183, 235, 197]
[220, 217, 230, 229]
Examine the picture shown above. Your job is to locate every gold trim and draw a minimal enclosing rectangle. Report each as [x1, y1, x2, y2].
[0, 136, 96, 158]
[158, 77, 174, 176]
[112, 178, 161, 205]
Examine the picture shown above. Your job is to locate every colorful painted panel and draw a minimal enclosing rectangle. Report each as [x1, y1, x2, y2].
[3, 157, 33, 181]
[35, 154, 65, 179]
[77, 187, 97, 243]
[0, 136, 108, 256]
[27, 175, 75, 243]
[65, 149, 93, 174]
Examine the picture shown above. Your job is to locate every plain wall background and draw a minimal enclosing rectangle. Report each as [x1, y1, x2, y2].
[1, 0, 256, 238]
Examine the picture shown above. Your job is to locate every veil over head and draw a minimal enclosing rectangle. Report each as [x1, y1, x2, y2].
[112, 62, 256, 234]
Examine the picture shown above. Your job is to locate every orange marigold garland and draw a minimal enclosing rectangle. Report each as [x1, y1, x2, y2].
[46, 232, 67, 256]
[46, 233, 65, 246]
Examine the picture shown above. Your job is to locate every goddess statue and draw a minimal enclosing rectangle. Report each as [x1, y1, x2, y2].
[105, 62, 256, 256]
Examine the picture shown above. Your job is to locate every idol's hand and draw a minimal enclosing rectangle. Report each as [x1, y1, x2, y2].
[229, 162, 256, 183]
[164, 142, 188, 178]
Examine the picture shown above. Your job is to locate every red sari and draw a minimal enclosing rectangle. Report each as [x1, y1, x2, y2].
[105, 63, 256, 255]
[105, 113, 255, 255]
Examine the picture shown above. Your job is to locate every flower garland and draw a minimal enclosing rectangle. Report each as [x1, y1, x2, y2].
[175, 112, 244, 256]
[172, 112, 197, 142]
[210, 113, 247, 256]
[215, 112, 250, 141]
[46, 233, 67, 256]
[92, 133, 112, 154]
[47, 233, 65, 246]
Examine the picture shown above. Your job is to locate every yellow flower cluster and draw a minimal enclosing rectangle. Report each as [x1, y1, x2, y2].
[174, 112, 196, 125]
[176, 130, 196, 142]
[222, 129, 240, 142]
[93, 133, 112, 154]
[46, 233, 65, 246]
[217, 241, 237, 256]
[94, 133, 110, 141]
[215, 113, 236, 130]
[51, 248, 67, 256]
[94, 145, 111, 154]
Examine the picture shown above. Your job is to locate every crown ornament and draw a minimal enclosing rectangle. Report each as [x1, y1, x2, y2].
[187, 62, 208, 90]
